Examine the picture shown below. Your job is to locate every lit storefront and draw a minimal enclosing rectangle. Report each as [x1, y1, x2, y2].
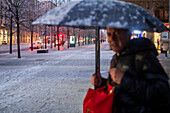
[152, 23, 169, 53]
[130, 24, 169, 53]
[153, 32, 161, 50]
[0, 28, 8, 45]
[0, 29, 2, 45]
[0, 28, 41, 45]
[131, 30, 147, 40]
[79, 37, 84, 45]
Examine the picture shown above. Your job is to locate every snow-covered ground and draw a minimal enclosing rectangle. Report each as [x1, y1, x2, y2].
[0, 43, 113, 113]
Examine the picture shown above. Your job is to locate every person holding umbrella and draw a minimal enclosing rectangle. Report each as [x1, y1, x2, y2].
[32, 0, 170, 112]
[91, 27, 170, 113]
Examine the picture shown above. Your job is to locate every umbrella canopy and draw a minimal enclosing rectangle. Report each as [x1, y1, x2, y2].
[32, 0, 168, 87]
[33, 0, 168, 32]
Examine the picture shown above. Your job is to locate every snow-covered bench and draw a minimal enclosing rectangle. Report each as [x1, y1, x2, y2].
[37, 49, 48, 53]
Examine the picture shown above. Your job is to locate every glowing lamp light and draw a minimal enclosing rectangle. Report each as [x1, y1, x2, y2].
[133, 30, 141, 34]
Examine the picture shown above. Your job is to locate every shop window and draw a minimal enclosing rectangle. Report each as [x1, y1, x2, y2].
[155, 8, 168, 22]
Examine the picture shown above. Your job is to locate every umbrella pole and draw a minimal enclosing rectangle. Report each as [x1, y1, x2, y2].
[95, 27, 100, 89]
[57, 26, 60, 50]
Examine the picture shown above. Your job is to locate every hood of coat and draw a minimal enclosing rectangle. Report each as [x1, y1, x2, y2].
[121, 38, 158, 56]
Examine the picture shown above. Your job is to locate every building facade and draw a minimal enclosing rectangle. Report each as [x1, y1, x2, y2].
[0, 0, 169, 49]
[122, 0, 169, 52]
[0, 0, 56, 45]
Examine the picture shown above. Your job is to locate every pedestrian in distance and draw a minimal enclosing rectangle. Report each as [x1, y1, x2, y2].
[163, 42, 169, 58]
[91, 27, 170, 113]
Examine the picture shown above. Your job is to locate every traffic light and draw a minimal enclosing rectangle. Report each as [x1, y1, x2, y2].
[59, 33, 63, 40]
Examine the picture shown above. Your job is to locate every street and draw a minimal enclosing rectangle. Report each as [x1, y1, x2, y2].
[0, 43, 169, 113]
[0, 43, 113, 113]
[0, 43, 64, 54]
[0, 0, 169, 112]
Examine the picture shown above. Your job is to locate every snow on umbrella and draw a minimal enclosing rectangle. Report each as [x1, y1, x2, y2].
[32, 0, 168, 86]
[33, 0, 168, 32]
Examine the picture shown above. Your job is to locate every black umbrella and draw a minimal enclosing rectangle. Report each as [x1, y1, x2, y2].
[33, 0, 168, 32]
[33, 0, 168, 85]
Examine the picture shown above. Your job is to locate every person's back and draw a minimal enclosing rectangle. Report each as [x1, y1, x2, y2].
[163, 42, 169, 51]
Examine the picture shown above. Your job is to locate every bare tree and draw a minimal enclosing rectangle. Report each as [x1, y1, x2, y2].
[0, 0, 30, 58]
[21, 0, 45, 51]
[52, 0, 71, 50]
[0, 0, 16, 54]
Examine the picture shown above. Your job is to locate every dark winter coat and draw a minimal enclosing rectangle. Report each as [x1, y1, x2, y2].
[103, 38, 170, 113]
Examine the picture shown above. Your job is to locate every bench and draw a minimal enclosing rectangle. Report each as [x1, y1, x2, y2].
[37, 49, 48, 53]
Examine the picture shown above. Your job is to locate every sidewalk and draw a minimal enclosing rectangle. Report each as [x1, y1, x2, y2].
[157, 53, 170, 79]
[0, 43, 30, 52]
[0, 42, 170, 80]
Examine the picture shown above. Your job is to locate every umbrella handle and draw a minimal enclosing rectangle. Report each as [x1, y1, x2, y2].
[95, 67, 102, 89]
[95, 27, 100, 89]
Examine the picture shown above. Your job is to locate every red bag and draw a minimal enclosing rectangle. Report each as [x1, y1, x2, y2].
[83, 85, 115, 113]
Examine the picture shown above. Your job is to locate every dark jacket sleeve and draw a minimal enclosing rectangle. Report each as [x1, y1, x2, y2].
[119, 52, 170, 107]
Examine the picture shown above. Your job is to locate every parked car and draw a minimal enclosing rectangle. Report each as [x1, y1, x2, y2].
[37, 39, 43, 44]
[30, 41, 42, 49]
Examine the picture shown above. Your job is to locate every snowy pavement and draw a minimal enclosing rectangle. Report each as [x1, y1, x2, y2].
[0, 43, 113, 113]
[0, 43, 169, 113]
